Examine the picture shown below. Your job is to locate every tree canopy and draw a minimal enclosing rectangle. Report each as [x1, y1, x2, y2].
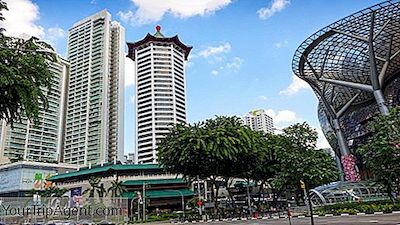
[272, 123, 339, 192]
[158, 116, 339, 212]
[356, 106, 400, 199]
[0, 2, 57, 125]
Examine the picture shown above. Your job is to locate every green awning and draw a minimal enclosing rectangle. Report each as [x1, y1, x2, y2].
[111, 164, 161, 171]
[122, 178, 186, 186]
[121, 189, 194, 199]
[48, 166, 110, 181]
[48, 164, 162, 181]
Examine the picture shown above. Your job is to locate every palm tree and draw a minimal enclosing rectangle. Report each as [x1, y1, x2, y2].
[52, 187, 68, 197]
[108, 178, 127, 198]
[83, 176, 101, 197]
[97, 183, 107, 198]
[42, 185, 68, 197]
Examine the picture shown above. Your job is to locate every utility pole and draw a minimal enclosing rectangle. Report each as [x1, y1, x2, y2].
[197, 177, 202, 216]
[300, 180, 314, 225]
[143, 183, 146, 221]
[246, 180, 252, 217]
[137, 192, 141, 221]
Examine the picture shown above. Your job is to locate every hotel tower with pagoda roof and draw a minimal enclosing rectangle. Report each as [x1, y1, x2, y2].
[127, 26, 192, 164]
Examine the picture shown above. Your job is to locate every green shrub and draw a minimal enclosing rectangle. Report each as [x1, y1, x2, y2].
[335, 208, 359, 215]
[315, 200, 400, 215]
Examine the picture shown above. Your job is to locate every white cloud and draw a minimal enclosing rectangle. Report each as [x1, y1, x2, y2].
[199, 42, 231, 58]
[279, 75, 311, 96]
[257, 0, 290, 20]
[1, 0, 44, 38]
[265, 109, 297, 123]
[118, 11, 134, 23]
[211, 70, 219, 76]
[46, 26, 65, 41]
[257, 95, 268, 101]
[265, 109, 301, 130]
[314, 126, 332, 149]
[259, 108, 331, 150]
[226, 57, 243, 71]
[125, 57, 136, 87]
[186, 61, 194, 68]
[118, 0, 232, 26]
[274, 40, 288, 48]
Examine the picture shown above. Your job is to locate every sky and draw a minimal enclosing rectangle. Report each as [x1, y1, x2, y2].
[0, 0, 385, 155]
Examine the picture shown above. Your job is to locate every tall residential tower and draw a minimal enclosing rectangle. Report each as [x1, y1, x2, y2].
[243, 109, 274, 133]
[0, 41, 70, 162]
[64, 10, 125, 165]
[127, 26, 192, 164]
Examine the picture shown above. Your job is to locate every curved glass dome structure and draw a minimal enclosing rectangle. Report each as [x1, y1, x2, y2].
[309, 181, 389, 206]
[291, 0, 400, 178]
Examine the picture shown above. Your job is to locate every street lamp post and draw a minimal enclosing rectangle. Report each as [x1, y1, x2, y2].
[143, 183, 146, 221]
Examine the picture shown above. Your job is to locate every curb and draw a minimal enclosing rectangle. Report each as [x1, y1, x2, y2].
[170, 211, 400, 223]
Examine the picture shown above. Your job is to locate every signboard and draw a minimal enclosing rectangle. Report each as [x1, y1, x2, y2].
[70, 187, 82, 207]
[300, 180, 305, 189]
[70, 187, 82, 197]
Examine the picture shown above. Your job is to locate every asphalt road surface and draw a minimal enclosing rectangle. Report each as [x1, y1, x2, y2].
[207, 214, 400, 225]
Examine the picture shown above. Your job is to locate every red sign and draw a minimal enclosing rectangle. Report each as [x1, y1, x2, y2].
[197, 200, 202, 207]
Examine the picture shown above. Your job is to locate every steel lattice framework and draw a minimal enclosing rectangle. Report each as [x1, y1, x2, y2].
[292, 0, 400, 158]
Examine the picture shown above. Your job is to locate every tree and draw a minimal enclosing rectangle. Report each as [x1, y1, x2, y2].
[0, 2, 57, 125]
[158, 116, 262, 213]
[108, 178, 127, 198]
[272, 123, 339, 202]
[83, 176, 102, 198]
[0, 0, 7, 33]
[42, 185, 68, 198]
[356, 106, 400, 200]
[157, 122, 207, 179]
[159, 118, 338, 215]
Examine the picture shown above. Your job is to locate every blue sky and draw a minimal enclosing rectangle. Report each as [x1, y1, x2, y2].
[1, 0, 384, 154]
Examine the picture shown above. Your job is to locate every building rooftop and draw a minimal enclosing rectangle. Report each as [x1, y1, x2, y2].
[48, 163, 161, 181]
[122, 178, 186, 186]
[127, 26, 192, 60]
[0, 161, 77, 172]
[121, 188, 194, 199]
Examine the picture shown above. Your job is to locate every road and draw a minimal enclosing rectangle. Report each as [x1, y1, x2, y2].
[208, 214, 400, 225]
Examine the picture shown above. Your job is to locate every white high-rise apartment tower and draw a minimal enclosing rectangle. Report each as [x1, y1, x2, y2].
[0, 41, 70, 162]
[128, 26, 192, 164]
[243, 109, 274, 133]
[64, 10, 125, 165]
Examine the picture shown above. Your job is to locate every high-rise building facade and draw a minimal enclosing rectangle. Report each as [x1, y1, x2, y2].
[0, 50, 70, 163]
[243, 109, 274, 133]
[64, 10, 125, 165]
[127, 26, 192, 164]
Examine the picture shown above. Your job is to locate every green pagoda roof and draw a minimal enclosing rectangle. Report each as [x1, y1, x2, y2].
[48, 164, 161, 181]
[121, 188, 194, 199]
[122, 178, 186, 186]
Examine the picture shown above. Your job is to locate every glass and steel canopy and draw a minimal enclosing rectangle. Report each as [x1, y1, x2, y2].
[292, 0, 400, 113]
[292, 1, 400, 160]
[309, 181, 389, 206]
